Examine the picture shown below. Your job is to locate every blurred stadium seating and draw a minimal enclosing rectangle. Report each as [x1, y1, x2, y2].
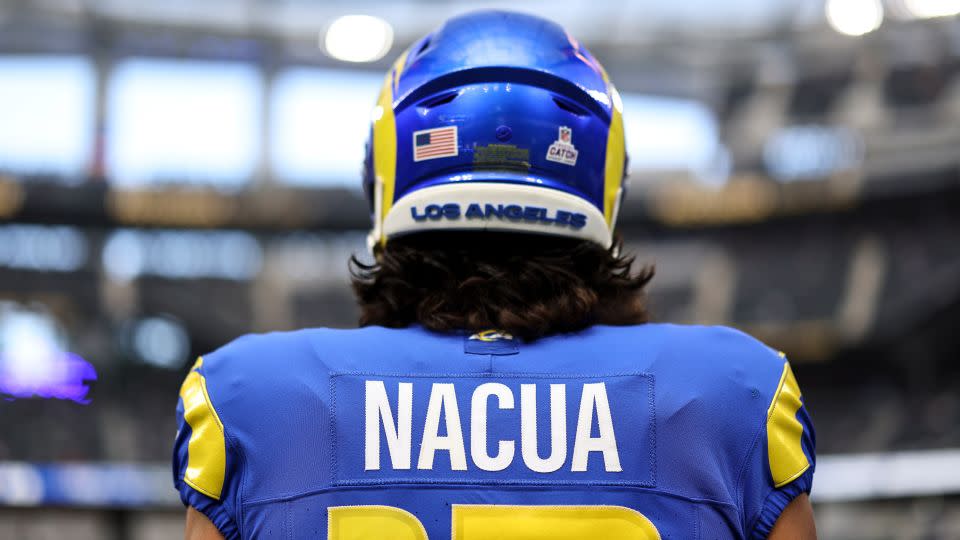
[1, 0, 959, 538]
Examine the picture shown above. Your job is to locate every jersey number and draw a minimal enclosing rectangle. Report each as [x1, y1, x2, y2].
[328, 504, 661, 539]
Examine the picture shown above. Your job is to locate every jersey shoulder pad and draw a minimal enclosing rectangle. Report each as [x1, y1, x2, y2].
[174, 331, 316, 501]
[652, 324, 787, 389]
[198, 330, 318, 390]
[700, 326, 812, 488]
[654, 324, 813, 486]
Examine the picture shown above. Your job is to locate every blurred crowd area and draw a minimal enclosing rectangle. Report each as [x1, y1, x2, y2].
[0, 0, 959, 538]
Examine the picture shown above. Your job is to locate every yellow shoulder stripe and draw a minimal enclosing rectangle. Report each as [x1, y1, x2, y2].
[179, 356, 227, 499]
[766, 361, 810, 488]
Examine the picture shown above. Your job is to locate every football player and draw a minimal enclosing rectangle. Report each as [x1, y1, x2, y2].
[175, 10, 816, 539]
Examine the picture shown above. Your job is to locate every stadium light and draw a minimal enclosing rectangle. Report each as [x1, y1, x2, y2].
[323, 15, 394, 63]
[826, 0, 884, 36]
[132, 316, 190, 369]
[903, 0, 960, 19]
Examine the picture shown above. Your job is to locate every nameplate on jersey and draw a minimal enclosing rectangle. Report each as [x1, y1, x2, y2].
[329, 373, 655, 487]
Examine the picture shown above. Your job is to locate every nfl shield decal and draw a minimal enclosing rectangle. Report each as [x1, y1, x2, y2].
[546, 126, 578, 166]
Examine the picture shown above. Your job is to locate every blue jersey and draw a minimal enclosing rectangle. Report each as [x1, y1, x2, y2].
[173, 324, 815, 539]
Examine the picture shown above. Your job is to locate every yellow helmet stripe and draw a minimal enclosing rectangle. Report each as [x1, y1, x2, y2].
[374, 49, 410, 246]
[602, 95, 625, 227]
[598, 64, 625, 228]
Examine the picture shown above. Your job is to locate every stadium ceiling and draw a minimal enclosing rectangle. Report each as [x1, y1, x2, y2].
[3, 0, 958, 99]
[6, 0, 817, 46]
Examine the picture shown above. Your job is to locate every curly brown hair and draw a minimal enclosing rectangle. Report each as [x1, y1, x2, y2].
[349, 232, 654, 341]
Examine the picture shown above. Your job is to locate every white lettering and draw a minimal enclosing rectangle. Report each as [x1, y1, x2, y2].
[417, 383, 468, 471]
[364, 380, 412, 471]
[364, 380, 622, 474]
[471, 382, 515, 472]
[520, 384, 567, 473]
[571, 383, 622, 472]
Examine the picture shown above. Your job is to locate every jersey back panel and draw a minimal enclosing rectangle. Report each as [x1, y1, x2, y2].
[173, 324, 815, 539]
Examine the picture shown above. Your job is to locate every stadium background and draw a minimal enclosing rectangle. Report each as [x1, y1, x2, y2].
[0, 0, 958, 537]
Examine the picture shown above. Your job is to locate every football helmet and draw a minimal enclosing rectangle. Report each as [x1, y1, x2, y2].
[363, 10, 627, 249]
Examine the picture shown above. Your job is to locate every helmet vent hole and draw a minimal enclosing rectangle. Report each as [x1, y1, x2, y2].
[416, 38, 431, 57]
[552, 96, 589, 117]
[420, 90, 459, 109]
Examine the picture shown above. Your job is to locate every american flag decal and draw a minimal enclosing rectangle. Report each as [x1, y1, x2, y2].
[413, 126, 458, 162]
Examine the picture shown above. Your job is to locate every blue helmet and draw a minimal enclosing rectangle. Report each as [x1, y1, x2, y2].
[363, 10, 627, 249]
